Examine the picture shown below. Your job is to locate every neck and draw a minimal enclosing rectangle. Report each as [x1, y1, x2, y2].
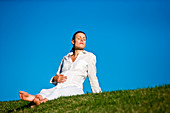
[73, 49, 83, 57]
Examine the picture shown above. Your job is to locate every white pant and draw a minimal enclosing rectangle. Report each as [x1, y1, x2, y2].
[39, 86, 84, 100]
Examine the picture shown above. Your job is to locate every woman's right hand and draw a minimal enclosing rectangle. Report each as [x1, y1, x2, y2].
[53, 74, 67, 83]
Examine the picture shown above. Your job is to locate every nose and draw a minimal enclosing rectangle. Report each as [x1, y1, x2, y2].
[80, 38, 84, 41]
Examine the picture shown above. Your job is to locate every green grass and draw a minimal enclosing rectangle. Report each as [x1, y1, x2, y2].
[0, 85, 170, 113]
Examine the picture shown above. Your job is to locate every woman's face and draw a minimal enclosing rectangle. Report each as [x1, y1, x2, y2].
[72, 33, 86, 50]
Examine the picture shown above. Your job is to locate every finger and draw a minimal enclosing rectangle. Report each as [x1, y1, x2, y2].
[60, 79, 66, 81]
[58, 75, 67, 82]
[58, 76, 62, 80]
[63, 76, 67, 79]
[60, 81, 66, 83]
[59, 79, 66, 83]
[59, 74, 64, 76]
[60, 76, 67, 79]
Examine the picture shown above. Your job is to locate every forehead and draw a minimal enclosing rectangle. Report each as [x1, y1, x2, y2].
[75, 33, 86, 38]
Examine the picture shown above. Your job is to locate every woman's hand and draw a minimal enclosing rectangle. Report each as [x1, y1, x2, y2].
[53, 74, 67, 83]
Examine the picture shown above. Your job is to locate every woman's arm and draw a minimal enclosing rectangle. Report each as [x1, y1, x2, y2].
[87, 54, 102, 93]
[50, 58, 67, 85]
[52, 74, 67, 83]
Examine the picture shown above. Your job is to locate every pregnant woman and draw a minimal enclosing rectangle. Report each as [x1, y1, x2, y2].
[19, 31, 102, 106]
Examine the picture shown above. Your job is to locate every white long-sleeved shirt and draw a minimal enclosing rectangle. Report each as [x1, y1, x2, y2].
[50, 50, 102, 93]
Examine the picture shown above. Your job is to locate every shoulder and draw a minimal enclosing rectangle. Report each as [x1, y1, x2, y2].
[84, 50, 96, 61]
[84, 50, 96, 57]
[62, 51, 73, 60]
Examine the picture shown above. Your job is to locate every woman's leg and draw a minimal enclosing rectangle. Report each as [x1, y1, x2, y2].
[45, 86, 84, 100]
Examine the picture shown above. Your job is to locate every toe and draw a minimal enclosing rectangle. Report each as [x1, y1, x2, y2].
[19, 91, 23, 99]
[19, 91, 24, 94]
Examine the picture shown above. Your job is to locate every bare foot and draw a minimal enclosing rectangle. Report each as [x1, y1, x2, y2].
[31, 98, 48, 108]
[19, 91, 35, 102]
[33, 97, 41, 106]
[40, 98, 48, 103]
[35, 94, 43, 101]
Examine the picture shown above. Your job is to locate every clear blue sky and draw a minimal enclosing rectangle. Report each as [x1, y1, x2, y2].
[0, 0, 170, 101]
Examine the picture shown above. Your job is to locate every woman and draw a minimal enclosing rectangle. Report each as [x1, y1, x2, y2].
[19, 31, 102, 106]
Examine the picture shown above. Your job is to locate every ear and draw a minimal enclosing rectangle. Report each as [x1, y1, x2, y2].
[72, 39, 75, 45]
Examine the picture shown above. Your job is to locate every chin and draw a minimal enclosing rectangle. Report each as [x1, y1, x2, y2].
[75, 47, 85, 50]
[75, 45, 85, 50]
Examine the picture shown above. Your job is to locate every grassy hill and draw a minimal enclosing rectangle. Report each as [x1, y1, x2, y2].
[0, 85, 170, 113]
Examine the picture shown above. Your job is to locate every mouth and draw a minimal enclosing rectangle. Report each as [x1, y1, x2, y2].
[80, 43, 84, 44]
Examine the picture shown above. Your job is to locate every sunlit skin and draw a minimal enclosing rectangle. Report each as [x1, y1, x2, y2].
[19, 32, 87, 107]
[71, 32, 86, 62]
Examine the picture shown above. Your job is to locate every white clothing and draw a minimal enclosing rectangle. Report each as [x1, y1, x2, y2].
[50, 50, 102, 93]
[39, 50, 101, 100]
[39, 86, 84, 100]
